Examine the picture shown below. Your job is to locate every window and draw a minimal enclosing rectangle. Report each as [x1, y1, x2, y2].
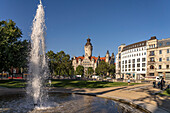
[159, 65, 162, 69]
[128, 60, 131, 63]
[159, 58, 162, 62]
[137, 63, 140, 67]
[159, 50, 162, 54]
[150, 57, 154, 62]
[132, 64, 135, 68]
[142, 68, 145, 71]
[159, 43, 162, 47]
[150, 65, 154, 69]
[119, 47, 121, 52]
[132, 59, 135, 63]
[167, 65, 169, 69]
[137, 58, 140, 62]
[142, 63, 145, 67]
[167, 42, 170, 46]
[167, 57, 169, 61]
[167, 49, 170, 53]
[125, 60, 127, 64]
[119, 62, 121, 68]
[137, 69, 140, 71]
[142, 58, 146, 62]
[128, 64, 130, 68]
[150, 51, 155, 56]
[119, 53, 121, 59]
[144, 52, 146, 55]
[150, 73, 154, 76]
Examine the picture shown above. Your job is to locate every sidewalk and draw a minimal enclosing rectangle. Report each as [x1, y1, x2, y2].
[49, 84, 170, 113]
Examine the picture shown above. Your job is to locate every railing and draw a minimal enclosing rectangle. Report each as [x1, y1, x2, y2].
[149, 54, 155, 56]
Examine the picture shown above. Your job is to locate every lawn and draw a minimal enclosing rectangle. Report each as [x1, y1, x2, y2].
[0, 79, 140, 88]
[160, 89, 170, 96]
[51, 79, 140, 88]
[0, 80, 26, 88]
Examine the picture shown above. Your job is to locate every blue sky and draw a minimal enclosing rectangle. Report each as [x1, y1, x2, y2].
[1, 0, 170, 57]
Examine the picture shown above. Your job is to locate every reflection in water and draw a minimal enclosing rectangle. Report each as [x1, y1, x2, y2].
[0, 93, 142, 113]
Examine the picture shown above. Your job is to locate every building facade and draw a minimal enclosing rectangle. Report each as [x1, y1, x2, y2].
[72, 38, 115, 74]
[115, 44, 125, 79]
[146, 37, 170, 80]
[116, 36, 170, 81]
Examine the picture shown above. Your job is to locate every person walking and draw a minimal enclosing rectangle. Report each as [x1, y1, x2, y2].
[128, 77, 130, 86]
[160, 78, 165, 90]
[49, 79, 51, 87]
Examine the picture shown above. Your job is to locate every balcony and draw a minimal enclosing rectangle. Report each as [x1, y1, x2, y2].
[149, 60, 155, 62]
[148, 61, 155, 64]
[149, 54, 155, 56]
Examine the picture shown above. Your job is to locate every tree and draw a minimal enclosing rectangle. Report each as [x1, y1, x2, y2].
[46, 50, 55, 75]
[108, 64, 115, 76]
[76, 65, 84, 76]
[87, 67, 94, 77]
[0, 20, 30, 74]
[95, 60, 109, 77]
[46, 50, 73, 78]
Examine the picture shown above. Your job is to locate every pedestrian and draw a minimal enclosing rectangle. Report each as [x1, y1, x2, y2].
[160, 78, 165, 90]
[128, 77, 130, 86]
[49, 79, 51, 87]
[153, 80, 156, 88]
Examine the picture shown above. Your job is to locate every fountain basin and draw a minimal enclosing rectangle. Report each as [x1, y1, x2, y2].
[0, 92, 143, 113]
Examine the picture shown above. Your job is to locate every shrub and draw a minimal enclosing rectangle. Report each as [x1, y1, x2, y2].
[166, 89, 170, 94]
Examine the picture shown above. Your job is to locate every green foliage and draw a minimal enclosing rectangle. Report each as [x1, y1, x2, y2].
[87, 67, 94, 75]
[108, 64, 115, 75]
[166, 89, 170, 94]
[95, 61, 115, 77]
[46, 50, 74, 77]
[160, 89, 170, 96]
[0, 20, 30, 72]
[76, 65, 84, 76]
[0, 80, 26, 88]
[95, 60, 109, 76]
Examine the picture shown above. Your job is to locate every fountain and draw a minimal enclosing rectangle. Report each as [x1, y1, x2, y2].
[27, 0, 48, 107]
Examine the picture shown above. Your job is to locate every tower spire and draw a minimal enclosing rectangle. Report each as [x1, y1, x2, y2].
[40, 0, 42, 5]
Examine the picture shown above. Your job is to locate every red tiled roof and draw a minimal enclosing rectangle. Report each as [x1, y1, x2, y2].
[76, 56, 84, 63]
[100, 57, 106, 62]
[75, 56, 107, 63]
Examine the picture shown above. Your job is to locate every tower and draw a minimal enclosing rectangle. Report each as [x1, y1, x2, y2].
[84, 38, 93, 57]
[106, 50, 110, 63]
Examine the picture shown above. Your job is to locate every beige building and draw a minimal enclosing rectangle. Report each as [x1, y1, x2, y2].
[146, 36, 170, 80]
[116, 36, 170, 81]
[72, 38, 115, 74]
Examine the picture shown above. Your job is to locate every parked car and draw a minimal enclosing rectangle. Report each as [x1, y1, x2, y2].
[106, 77, 111, 80]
